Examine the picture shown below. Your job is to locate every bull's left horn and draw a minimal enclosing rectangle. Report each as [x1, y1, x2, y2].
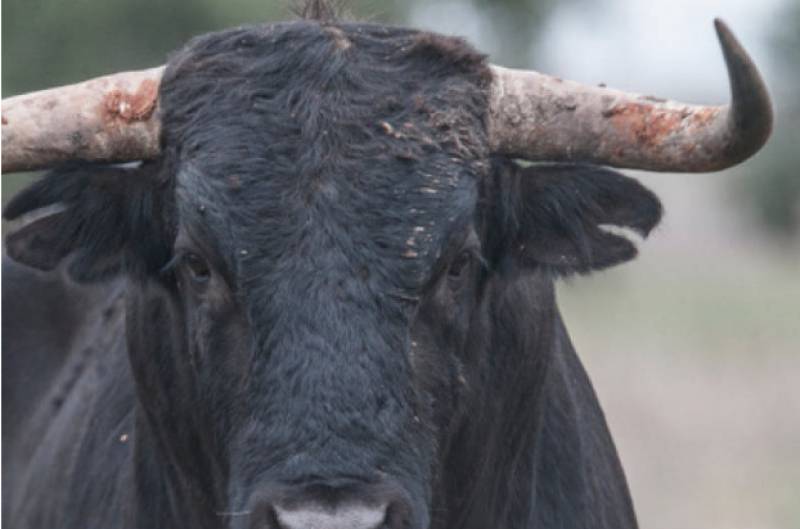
[2, 66, 164, 173]
[488, 19, 773, 172]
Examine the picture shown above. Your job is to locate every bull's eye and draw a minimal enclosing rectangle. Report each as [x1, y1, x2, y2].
[448, 250, 472, 282]
[181, 253, 211, 284]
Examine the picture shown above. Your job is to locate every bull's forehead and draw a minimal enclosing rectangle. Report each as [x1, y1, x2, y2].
[175, 146, 481, 295]
[164, 20, 491, 289]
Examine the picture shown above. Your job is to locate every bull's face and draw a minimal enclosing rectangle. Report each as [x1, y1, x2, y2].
[155, 22, 494, 528]
[2, 9, 770, 529]
[167, 168, 482, 528]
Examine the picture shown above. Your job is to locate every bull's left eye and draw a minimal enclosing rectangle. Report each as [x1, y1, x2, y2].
[181, 253, 211, 284]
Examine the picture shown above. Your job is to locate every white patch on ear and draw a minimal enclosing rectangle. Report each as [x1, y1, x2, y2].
[111, 160, 143, 169]
[3, 203, 67, 233]
[597, 223, 646, 246]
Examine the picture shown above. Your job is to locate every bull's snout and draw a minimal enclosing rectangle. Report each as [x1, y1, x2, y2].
[244, 481, 415, 529]
[272, 502, 388, 529]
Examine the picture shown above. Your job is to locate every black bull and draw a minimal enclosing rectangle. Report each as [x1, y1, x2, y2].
[8, 13, 703, 529]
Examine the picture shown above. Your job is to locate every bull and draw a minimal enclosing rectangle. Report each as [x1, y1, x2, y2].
[1, 3, 772, 529]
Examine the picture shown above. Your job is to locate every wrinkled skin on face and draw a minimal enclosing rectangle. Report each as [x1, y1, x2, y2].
[3, 14, 662, 529]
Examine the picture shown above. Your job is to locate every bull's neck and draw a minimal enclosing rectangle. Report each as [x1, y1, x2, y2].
[441, 272, 560, 528]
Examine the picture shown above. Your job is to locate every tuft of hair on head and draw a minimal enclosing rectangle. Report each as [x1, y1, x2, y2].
[293, 0, 347, 21]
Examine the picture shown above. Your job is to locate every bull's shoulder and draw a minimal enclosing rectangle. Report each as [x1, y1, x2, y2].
[3, 254, 133, 527]
[2, 254, 126, 409]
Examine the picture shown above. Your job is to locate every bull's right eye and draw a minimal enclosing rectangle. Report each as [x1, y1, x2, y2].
[181, 253, 211, 284]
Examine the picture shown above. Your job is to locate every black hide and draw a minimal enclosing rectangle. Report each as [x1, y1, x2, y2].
[3, 5, 662, 529]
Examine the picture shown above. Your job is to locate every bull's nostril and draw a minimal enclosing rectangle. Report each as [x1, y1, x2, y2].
[273, 502, 388, 529]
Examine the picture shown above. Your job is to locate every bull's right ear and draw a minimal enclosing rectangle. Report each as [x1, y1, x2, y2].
[3, 162, 175, 282]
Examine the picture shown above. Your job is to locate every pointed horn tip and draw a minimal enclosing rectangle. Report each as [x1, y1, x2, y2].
[713, 17, 728, 37]
[714, 17, 774, 163]
[714, 17, 752, 64]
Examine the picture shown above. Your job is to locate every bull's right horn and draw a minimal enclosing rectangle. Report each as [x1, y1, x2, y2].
[488, 19, 773, 172]
[1, 66, 164, 173]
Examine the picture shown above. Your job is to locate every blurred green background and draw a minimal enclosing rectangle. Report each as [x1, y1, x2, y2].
[3, 0, 798, 527]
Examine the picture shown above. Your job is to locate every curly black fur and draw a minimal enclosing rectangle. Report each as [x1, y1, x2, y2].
[4, 3, 661, 528]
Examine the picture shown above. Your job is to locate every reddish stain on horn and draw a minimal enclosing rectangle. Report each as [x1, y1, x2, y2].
[604, 102, 686, 147]
[689, 107, 720, 127]
[103, 78, 159, 123]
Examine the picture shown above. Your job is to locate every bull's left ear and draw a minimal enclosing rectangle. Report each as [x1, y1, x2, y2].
[492, 162, 663, 275]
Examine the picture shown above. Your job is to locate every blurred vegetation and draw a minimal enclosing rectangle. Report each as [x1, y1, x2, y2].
[1, 0, 564, 95]
[737, 0, 800, 240]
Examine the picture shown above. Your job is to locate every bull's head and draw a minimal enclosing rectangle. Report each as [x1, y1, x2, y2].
[2, 9, 771, 529]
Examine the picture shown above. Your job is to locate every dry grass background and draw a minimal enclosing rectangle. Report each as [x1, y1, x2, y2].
[558, 172, 799, 529]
